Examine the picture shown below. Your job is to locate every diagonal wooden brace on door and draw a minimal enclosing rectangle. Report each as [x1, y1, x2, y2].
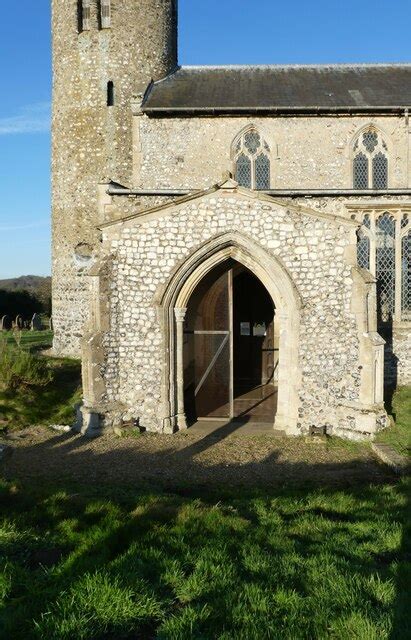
[195, 332, 230, 397]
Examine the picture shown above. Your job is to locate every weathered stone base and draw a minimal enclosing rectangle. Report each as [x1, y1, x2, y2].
[330, 405, 388, 441]
[75, 403, 388, 441]
[73, 406, 103, 438]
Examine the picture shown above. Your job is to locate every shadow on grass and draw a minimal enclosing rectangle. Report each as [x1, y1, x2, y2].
[0, 358, 81, 429]
[0, 428, 410, 639]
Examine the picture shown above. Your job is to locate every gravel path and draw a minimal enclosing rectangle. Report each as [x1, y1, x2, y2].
[0, 426, 393, 489]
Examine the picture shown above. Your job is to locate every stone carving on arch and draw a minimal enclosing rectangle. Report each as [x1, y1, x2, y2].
[349, 124, 391, 190]
[156, 231, 302, 435]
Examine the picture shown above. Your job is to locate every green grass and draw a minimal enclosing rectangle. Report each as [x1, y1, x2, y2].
[3, 330, 54, 351]
[0, 479, 409, 639]
[0, 332, 410, 637]
[378, 387, 411, 457]
[0, 331, 81, 431]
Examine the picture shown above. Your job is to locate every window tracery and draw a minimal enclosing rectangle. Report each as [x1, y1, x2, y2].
[353, 129, 388, 190]
[355, 209, 411, 322]
[233, 129, 271, 189]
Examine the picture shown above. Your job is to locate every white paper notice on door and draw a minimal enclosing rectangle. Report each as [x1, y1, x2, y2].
[253, 322, 266, 337]
[240, 322, 251, 336]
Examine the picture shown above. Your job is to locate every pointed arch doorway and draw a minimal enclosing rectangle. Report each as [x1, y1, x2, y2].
[183, 259, 278, 424]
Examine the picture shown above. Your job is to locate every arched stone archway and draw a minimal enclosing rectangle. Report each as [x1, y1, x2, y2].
[157, 232, 302, 435]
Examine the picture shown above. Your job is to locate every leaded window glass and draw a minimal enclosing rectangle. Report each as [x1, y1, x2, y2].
[244, 131, 261, 155]
[353, 153, 369, 189]
[363, 131, 378, 153]
[234, 128, 270, 190]
[373, 152, 388, 189]
[236, 154, 252, 188]
[357, 229, 370, 269]
[402, 231, 411, 318]
[352, 128, 388, 190]
[255, 154, 271, 190]
[357, 210, 411, 323]
[376, 214, 395, 321]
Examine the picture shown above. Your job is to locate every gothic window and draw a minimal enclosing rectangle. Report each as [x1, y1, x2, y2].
[375, 214, 396, 321]
[373, 153, 388, 189]
[357, 230, 370, 270]
[401, 214, 411, 319]
[234, 129, 270, 189]
[356, 210, 411, 322]
[402, 231, 411, 318]
[353, 129, 388, 190]
[353, 153, 369, 189]
[255, 154, 271, 190]
[79, 0, 91, 32]
[100, 0, 111, 29]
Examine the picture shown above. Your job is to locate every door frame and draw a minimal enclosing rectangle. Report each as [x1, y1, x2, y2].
[156, 232, 302, 435]
[184, 265, 276, 422]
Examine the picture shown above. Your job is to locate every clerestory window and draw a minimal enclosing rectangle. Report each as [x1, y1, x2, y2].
[353, 129, 388, 190]
[233, 129, 271, 190]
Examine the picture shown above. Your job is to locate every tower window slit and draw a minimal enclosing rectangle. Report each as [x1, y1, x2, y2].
[100, 0, 111, 29]
[107, 81, 115, 107]
[79, 0, 91, 32]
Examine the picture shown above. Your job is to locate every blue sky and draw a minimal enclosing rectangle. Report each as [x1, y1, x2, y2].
[0, 0, 409, 278]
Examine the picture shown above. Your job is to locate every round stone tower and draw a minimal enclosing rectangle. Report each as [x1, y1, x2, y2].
[51, 0, 178, 356]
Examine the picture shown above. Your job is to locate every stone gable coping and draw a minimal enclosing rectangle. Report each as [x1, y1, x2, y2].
[98, 182, 360, 231]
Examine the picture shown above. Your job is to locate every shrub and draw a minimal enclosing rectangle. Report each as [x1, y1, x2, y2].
[0, 338, 53, 391]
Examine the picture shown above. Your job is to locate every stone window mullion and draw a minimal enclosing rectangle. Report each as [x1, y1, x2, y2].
[368, 153, 373, 187]
[369, 211, 377, 277]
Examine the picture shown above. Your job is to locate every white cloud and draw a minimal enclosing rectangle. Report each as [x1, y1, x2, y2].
[0, 102, 50, 135]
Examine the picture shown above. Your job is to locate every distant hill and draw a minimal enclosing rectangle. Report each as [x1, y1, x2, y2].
[0, 276, 52, 317]
[0, 275, 51, 295]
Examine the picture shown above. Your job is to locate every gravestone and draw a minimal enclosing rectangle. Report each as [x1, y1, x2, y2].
[15, 315, 24, 329]
[31, 313, 42, 331]
[1, 315, 12, 331]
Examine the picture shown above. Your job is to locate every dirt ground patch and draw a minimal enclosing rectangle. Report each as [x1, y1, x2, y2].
[0, 426, 394, 488]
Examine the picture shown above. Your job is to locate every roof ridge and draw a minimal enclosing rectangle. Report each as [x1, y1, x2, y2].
[179, 63, 411, 71]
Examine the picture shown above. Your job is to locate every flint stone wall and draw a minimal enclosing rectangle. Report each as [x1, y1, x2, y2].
[96, 191, 384, 438]
[136, 115, 409, 189]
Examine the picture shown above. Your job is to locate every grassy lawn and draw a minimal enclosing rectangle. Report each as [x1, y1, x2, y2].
[0, 331, 81, 432]
[0, 478, 409, 639]
[378, 387, 411, 458]
[0, 332, 410, 638]
[3, 330, 54, 351]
